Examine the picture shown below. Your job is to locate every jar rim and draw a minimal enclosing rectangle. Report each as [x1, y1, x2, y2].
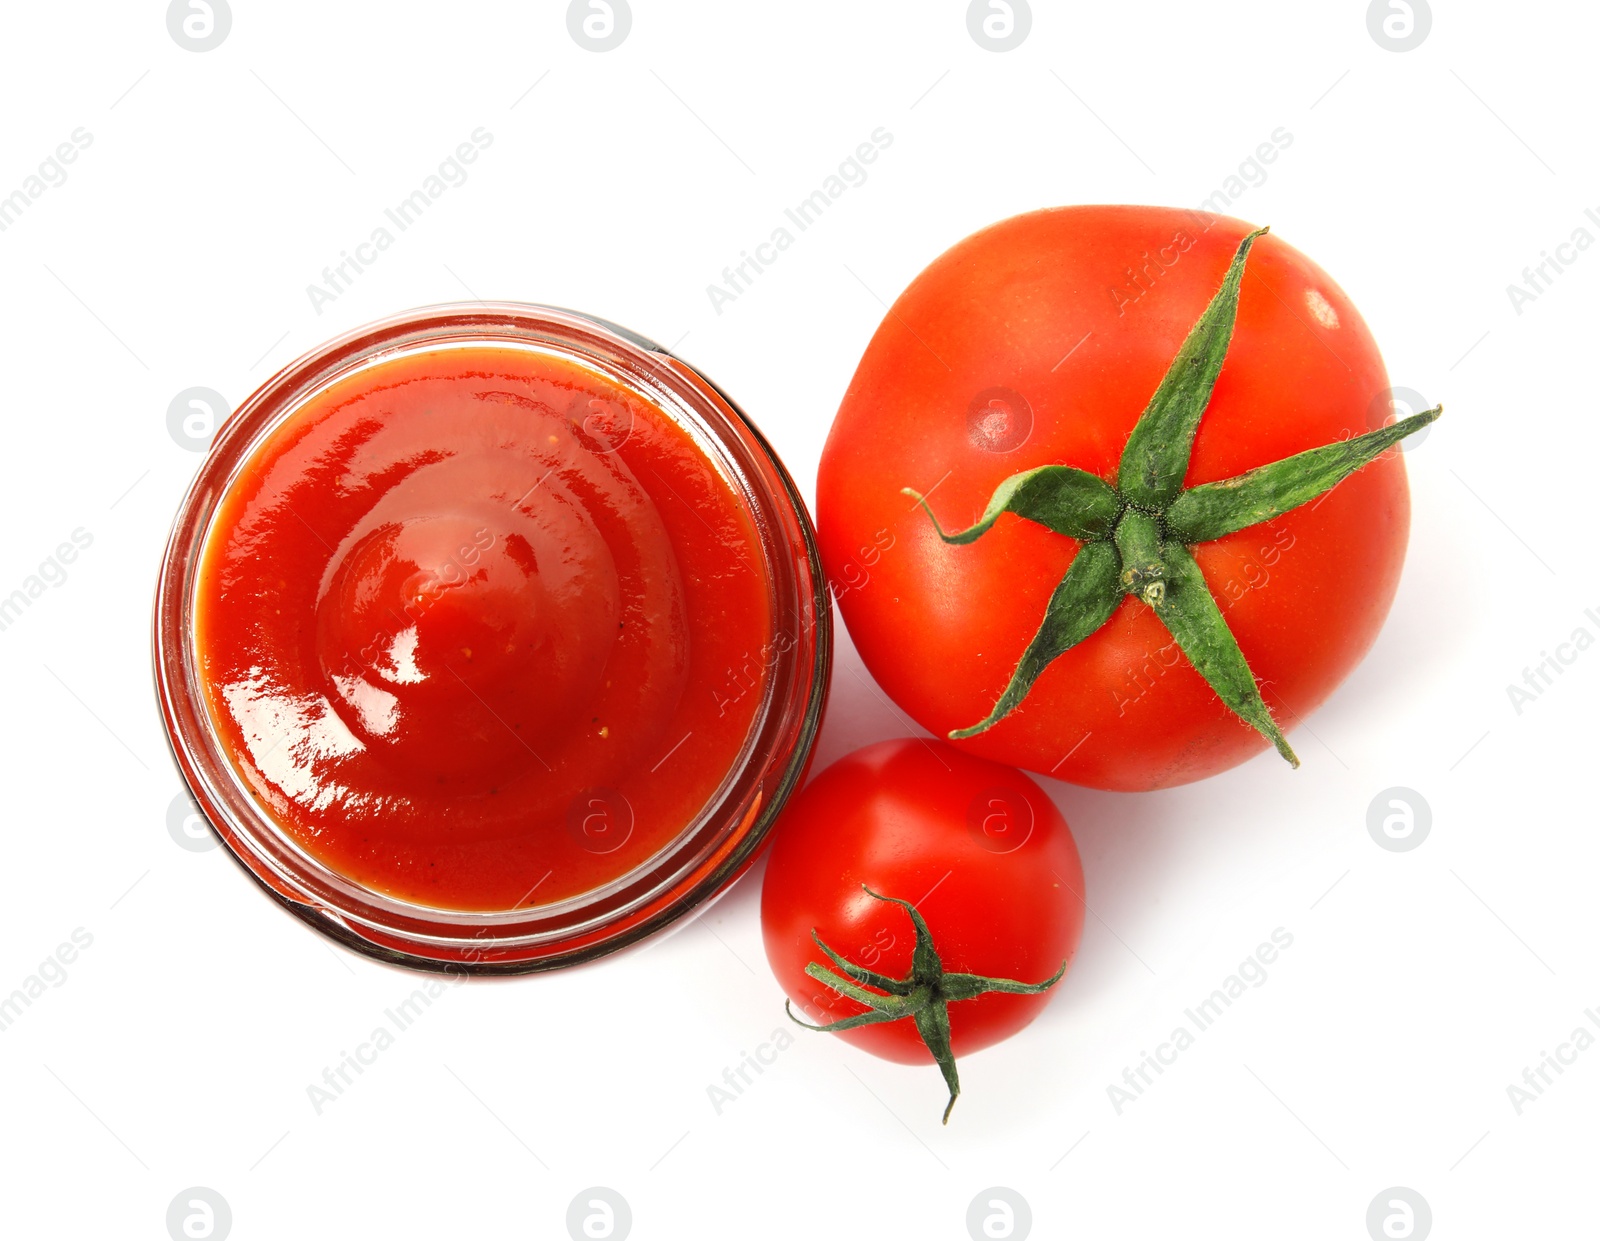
[152, 302, 830, 973]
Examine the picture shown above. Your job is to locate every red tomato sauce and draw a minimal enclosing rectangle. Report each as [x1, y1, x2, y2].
[194, 345, 772, 911]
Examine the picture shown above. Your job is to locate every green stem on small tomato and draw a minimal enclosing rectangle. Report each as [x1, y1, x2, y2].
[909, 225, 1439, 761]
[785, 887, 1066, 1125]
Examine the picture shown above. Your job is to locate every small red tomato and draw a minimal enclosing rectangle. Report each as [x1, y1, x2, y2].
[760, 738, 1085, 1121]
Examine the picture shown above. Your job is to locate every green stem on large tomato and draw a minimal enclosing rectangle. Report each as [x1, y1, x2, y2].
[904, 226, 1441, 762]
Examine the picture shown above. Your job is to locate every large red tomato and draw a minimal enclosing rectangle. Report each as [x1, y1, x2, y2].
[817, 206, 1417, 790]
[760, 738, 1085, 1114]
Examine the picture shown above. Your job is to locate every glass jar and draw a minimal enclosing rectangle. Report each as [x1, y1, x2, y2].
[153, 304, 829, 972]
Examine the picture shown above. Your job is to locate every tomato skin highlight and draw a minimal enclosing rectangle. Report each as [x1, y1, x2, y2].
[818, 206, 1411, 790]
[760, 739, 1085, 1065]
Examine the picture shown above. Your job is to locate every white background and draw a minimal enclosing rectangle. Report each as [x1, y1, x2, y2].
[1, 1, 1594, 1237]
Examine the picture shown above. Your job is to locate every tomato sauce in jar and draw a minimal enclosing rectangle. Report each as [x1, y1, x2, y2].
[157, 305, 827, 970]
[193, 343, 772, 912]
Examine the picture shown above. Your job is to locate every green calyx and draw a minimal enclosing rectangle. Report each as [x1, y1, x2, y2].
[786, 887, 1066, 1124]
[902, 227, 1441, 764]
